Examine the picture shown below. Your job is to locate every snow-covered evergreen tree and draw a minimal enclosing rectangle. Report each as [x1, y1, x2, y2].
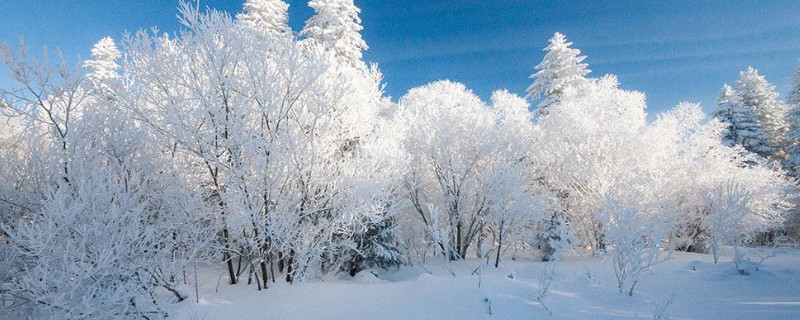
[785, 62, 800, 179]
[83, 37, 120, 84]
[526, 32, 591, 117]
[712, 84, 774, 158]
[787, 62, 800, 110]
[301, 0, 368, 70]
[340, 214, 405, 276]
[735, 67, 789, 160]
[237, 0, 291, 36]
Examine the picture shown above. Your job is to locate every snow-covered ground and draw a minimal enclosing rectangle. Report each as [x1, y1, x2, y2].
[170, 248, 800, 320]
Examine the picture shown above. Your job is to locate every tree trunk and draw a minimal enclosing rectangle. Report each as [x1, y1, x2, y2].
[495, 224, 504, 268]
[456, 221, 463, 260]
[285, 249, 295, 283]
[260, 260, 269, 289]
[223, 227, 237, 285]
[277, 251, 285, 273]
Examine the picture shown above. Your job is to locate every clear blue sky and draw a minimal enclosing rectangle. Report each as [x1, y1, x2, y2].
[1, 1, 799, 118]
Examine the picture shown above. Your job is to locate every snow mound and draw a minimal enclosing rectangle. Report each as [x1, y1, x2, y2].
[351, 269, 386, 283]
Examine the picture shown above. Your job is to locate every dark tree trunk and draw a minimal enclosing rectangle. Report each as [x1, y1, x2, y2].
[495, 224, 504, 268]
[260, 260, 269, 289]
[223, 228, 237, 284]
[285, 249, 295, 283]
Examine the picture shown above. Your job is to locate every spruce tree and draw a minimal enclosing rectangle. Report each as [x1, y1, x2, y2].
[340, 215, 405, 276]
[301, 0, 368, 70]
[735, 67, 789, 160]
[785, 62, 800, 179]
[527, 32, 591, 117]
[83, 37, 121, 97]
[83, 37, 121, 84]
[237, 0, 291, 36]
[712, 84, 774, 158]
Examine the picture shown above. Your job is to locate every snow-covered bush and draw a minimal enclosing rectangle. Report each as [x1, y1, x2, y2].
[3, 163, 208, 319]
[1, 62, 211, 320]
[603, 198, 664, 296]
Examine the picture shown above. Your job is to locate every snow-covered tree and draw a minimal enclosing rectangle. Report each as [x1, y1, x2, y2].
[301, 0, 368, 70]
[339, 214, 405, 276]
[396, 81, 548, 263]
[712, 84, 773, 158]
[396, 81, 497, 261]
[83, 37, 121, 84]
[1, 35, 212, 318]
[703, 183, 751, 268]
[488, 90, 557, 264]
[526, 32, 591, 117]
[237, 0, 291, 36]
[645, 103, 793, 253]
[0, 107, 31, 233]
[119, 3, 397, 285]
[0, 40, 88, 184]
[785, 62, 800, 179]
[532, 75, 647, 252]
[787, 110, 800, 178]
[735, 67, 789, 160]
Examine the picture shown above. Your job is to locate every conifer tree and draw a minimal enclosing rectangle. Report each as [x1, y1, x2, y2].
[712, 84, 773, 158]
[735, 67, 789, 160]
[83, 37, 121, 84]
[237, 0, 291, 36]
[301, 0, 368, 69]
[527, 32, 591, 117]
[785, 62, 800, 179]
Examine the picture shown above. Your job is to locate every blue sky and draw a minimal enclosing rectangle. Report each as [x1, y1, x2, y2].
[1, 1, 799, 118]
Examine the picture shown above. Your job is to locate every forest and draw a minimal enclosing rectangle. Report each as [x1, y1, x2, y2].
[0, 1, 798, 319]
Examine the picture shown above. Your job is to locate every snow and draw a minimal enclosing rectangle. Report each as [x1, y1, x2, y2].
[170, 248, 800, 320]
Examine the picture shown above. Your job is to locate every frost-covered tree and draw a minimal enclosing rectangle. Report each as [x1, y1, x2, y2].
[83, 37, 121, 85]
[787, 108, 800, 178]
[645, 103, 793, 254]
[1, 36, 212, 318]
[237, 0, 291, 36]
[532, 75, 647, 252]
[396, 81, 548, 263]
[301, 0, 368, 70]
[788, 62, 800, 109]
[340, 214, 405, 276]
[486, 90, 553, 266]
[785, 62, 800, 179]
[396, 81, 497, 261]
[0, 105, 30, 236]
[530, 65, 793, 258]
[526, 32, 591, 117]
[735, 67, 789, 160]
[120, 3, 397, 285]
[712, 84, 773, 158]
[0, 39, 88, 184]
[703, 183, 752, 268]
